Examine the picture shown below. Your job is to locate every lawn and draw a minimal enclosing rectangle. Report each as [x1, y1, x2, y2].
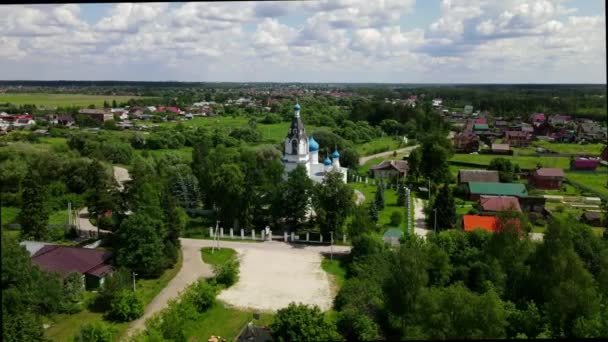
[1, 207, 67, 226]
[134, 147, 193, 162]
[0, 93, 153, 107]
[45, 249, 183, 341]
[355, 136, 402, 156]
[201, 247, 237, 266]
[349, 182, 409, 233]
[321, 258, 347, 289]
[183, 301, 274, 341]
[534, 141, 605, 155]
[565, 170, 608, 199]
[1, 207, 20, 226]
[450, 153, 571, 170]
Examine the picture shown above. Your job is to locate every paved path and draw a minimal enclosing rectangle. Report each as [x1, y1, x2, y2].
[413, 198, 432, 239]
[125, 239, 214, 338]
[76, 207, 112, 234]
[358, 145, 419, 166]
[529, 232, 544, 242]
[354, 189, 365, 206]
[113, 166, 131, 191]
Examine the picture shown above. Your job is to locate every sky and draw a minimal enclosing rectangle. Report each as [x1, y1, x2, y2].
[0, 0, 605, 83]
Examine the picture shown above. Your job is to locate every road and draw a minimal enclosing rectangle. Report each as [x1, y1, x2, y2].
[413, 198, 432, 239]
[76, 207, 112, 234]
[358, 145, 419, 166]
[125, 239, 214, 338]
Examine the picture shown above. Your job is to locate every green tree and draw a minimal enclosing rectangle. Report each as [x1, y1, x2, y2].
[109, 289, 144, 322]
[374, 180, 385, 210]
[390, 211, 403, 226]
[213, 255, 240, 287]
[488, 157, 520, 183]
[18, 170, 49, 240]
[406, 147, 422, 182]
[96, 268, 132, 311]
[397, 184, 407, 206]
[112, 99, 117, 108]
[313, 171, 355, 236]
[210, 163, 245, 229]
[348, 205, 376, 238]
[419, 136, 452, 183]
[270, 303, 341, 342]
[186, 280, 217, 313]
[428, 184, 456, 230]
[337, 308, 382, 341]
[369, 201, 379, 223]
[74, 322, 114, 342]
[279, 165, 314, 231]
[115, 214, 167, 277]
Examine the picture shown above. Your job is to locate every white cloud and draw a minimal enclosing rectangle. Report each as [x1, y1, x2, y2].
[96, 3, 168, 33]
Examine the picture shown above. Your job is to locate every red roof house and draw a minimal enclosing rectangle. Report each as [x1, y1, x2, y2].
[479, 196, 522, 212]
[570, 158, 599, 171]
[32, 245, 113, 289]
[463, 215, 498, 233]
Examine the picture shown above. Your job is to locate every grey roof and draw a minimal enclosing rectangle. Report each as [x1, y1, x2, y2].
[370, 160, 409, 173]
[19, 241, 58, 256]
[383, 228, 404, 238]
[458, 170, 500, 183]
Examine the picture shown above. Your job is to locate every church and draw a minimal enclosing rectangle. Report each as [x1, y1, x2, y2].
[282, 102, 348, 183]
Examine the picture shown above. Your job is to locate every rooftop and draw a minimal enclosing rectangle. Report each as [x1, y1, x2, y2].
[468, 182, 528, 197]
[32, 245, 113, 278]
[459, 170, 500, 183]
[463, 215, 498, 233]
[479, 196, 522, 212]
[533, 168, 565, 178]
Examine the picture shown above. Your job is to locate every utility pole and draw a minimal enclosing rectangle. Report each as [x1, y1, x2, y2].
[212, 220, 219, 254]
[330, 232, 333, 260]
[132, 272, 137, 291]
[433, 208, 438, 232]
[428, 178, 431, 202]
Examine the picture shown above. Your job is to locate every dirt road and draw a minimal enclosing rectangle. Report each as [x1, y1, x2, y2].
[125, 240, 214, 338]
[413, 198, 432, 239]
[358, 145, 419, 166]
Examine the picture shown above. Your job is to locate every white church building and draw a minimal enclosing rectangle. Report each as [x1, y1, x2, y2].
[282, 103, 348, 183]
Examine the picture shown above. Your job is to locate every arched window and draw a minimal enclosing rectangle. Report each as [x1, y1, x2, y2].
[292, 139, 299, 155]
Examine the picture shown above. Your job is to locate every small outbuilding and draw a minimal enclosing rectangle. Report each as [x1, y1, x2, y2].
[581, 212, 602, 226]
[383, 228, 404, 247]
[570, 158, 598, 171]
[468, 182, 528, 200]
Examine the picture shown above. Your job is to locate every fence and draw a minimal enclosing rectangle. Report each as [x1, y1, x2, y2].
[206, 227, 348, 244]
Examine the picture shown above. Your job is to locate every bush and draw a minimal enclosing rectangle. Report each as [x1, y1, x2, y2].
[187, 280, 217, 313]
[270, 302, 341, 342]
[73, 322, 114, 342]
[213, 257, 240, 287]
[95, 268, 131, 311]
[109, 290, 144, 322]
[337, 309, 382, 341]
[390, 211, 403, 226]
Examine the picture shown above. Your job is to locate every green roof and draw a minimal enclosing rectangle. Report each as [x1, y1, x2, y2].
[468, 182, 528, 197]
[474, 124, 489, 130]
[383, 228, 404, 238]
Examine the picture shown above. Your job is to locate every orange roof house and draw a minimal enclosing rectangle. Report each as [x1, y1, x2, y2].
[463, 215, 498, 233]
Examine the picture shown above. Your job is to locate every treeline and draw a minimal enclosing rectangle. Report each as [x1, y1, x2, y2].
[333, 214, 608, 340]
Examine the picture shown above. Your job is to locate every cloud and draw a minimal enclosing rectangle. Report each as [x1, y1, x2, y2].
[96, 3, 168, 33]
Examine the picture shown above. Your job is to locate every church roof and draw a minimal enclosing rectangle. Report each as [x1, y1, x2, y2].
[286, 103, 307, 142]
[332, 149, 340, 158]
[323, 157, 332, 166]
[308, 136, 319, 152]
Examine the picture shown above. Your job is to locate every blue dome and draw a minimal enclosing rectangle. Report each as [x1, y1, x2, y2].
[332, 149, 340, 158]
[323, 157, 332, 166]
[308, 136, 319, 152]
[294, 103, 301, 111]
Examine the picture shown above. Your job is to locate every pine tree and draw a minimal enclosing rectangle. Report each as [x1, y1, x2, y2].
[397, 184, 407, 206]
[432, 184, 457, 230]
[18, 170, 49, 240]
[374, 180, 385, 210]
[369, 201, 379, 223]
[103, 100, 109, 108]
[112, 99, 117, 108]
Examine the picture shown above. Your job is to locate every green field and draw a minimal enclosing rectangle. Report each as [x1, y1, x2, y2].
[45, 250, 183, 341]
[450, 153, 571, 169]
[201, 247, 237, 266]
[565, 170, 608, 198]
[534, 141, 605, 155]
[1, 207, 20, 226]
[355, 136, 402, 156]
[349, 182, 409, 233]
[0, 93, 153, 107]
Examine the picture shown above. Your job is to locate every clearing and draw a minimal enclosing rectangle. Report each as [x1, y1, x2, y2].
[0, 93, 153, 107]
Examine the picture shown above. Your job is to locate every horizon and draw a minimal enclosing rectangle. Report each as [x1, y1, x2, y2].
[0, 1, 606, 83]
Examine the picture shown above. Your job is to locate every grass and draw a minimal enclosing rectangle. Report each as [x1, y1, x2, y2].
[355, 136, 402, 156]
[1, 207, 20, 226]
[321, 258, 347, 289]
[134, 147, 193, 162]
[565, 170, 608, 199]
[201, 247, 237, 266]
[183, 301, 274, 340]
[349, 182, 409, 233]
[48, 209, 69, 225]
[534, 141, 605, 155]
[1, 207, 67, 226]
[450, 153, 571, 170]
[45, 249, 184, 341]
[0, 93, 153, 107]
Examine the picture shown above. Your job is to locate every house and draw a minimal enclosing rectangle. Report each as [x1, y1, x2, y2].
[548, 114, 572, 126]
[370, 160, 408, 179]
[19, 241, 58, 256]
[577, 121, 607, 142]
[31, 245, 113, 289]
[504, 131, 532, 147]
[458, 170, 500, 184]
[468, 182, 528, 200]
[432, 98, 443, 107]
[570, 158, 598, 171]
[463, 215, 498, 233]
[57, 115, 75, 127]
[581, 211, 602, 226]
[529, 168, 565, 190]
[383, 228, 404, 247]
[453, 132, 480, 152]
[530, 113, 546, 124]
[491, 143, 512, 155]
[478, 196, 522, 213]
[78, 108, 113, 122]
[473, 123, 489, 133]
[533, 121, 554, 136]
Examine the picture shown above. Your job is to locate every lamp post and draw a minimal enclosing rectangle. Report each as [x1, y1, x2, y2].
[433, 208, 438, 232]
[132, 272, 138, 291]
[428, 178, 431, 202]
[330, 232, 334, 260]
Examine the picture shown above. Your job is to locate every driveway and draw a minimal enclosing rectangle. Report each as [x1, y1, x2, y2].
[358, 145, 419, 166]
[125, 239, 214, 338]
[413, 198, 432, 239]
[182, 239, 351, 312]
[76, 207, 112, 234]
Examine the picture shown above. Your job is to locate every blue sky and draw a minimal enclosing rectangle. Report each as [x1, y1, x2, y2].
[0, 1, 605, 83]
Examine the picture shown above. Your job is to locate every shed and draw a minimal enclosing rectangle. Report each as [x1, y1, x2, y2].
[570, 158, 598, 171]
[581, 212, 602, 226]
[468, 182, 528, 200]
[383, 228, 404, 247]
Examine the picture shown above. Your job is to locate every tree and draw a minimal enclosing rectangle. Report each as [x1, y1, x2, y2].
[18, 170, 49, 240]
[186, 280, 217, 313]
[428, 184, 457, 230]
[419, 140, 451, 184]
[270, 303, 341, 342]
[279, 165, 314, 231]
[115, 213, 167, 277]
[103, 100, 110, 108]
[397, 184, 407, 206]
[369, 201, 379, 223]
[213, 255, 240, 287]
[96, 268, 132, 311]
[112, 99, 117, 108]
[337, 308, 382, 341]
[406, 147, 422, 182]
[489, 158, 520, 183]
[348, 205, 376, 238]
[313, 171, 355, 236]
[374, 180, 385, 210]
[210, 163, 245, 229]
[160, 187, 185, 267]
[109, 290, 144, 322]
[390, 211, 403, 226]
[74, 322, 114, 342]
